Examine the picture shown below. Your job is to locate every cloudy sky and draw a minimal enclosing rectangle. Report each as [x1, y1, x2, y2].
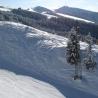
[1, 0, 98, 12]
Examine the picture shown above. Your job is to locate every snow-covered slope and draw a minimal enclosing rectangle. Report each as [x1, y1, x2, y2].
[42, 12, 57, 19]
[26, 8, 57, 19]
[0, 7, 11, 11]
[57, 13, 95, 23]
[0, 21, 98, 98]
[27, 8, 37, 13]
[0, 6, 95, 24]
[32, 6, 95, 23]
[0, 69, 65, 98]
[55, 6, 98, 24]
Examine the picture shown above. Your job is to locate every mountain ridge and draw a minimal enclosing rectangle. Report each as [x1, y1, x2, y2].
[1, 6, 98, 40]
[55, 6, 98, 24]
[33, 6, 53, 13]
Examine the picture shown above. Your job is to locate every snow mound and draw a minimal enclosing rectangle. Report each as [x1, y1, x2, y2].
[0, 69, 65, 98]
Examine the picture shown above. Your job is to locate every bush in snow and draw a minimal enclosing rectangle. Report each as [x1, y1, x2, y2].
[83, 32, 96, 70]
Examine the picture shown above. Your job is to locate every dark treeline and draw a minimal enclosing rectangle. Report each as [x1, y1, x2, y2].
[0, 8, 98, 41]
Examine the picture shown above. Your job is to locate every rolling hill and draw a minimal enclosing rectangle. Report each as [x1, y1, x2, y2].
[0, 6, 98, 40]
[55, 6, 98, 24]
[0, 21, 98, 98]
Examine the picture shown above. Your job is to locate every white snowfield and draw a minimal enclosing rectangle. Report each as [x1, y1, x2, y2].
[57, 13, 95, 23]
[0, 21, 98, 98]
[0, 69, 65, 98]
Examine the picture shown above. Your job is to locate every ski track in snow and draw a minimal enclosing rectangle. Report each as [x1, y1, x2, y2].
[0, 21, 98, 98]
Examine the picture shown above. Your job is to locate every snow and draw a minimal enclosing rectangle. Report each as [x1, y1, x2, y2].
[0, 7, 11, 11]
[57, 13, 95, 23]
[0, 21, 98, 98]
[27, 8, 37, 13]
[27, 8, 56, 19]
[42, 12, 57, 19]
[26, 8, 56, 19]
[0, 69, 65, 98]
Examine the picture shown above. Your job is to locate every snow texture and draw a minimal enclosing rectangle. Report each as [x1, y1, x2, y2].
[0, 21, 98, 98]
[0, 69, 65, 98]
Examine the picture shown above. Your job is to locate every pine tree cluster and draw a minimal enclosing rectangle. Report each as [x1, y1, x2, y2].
[66, 27, 96, 80]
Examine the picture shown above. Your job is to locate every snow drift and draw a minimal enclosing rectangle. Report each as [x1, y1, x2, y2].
[0, 69, 65, 98]
[0, 21, 98, 98]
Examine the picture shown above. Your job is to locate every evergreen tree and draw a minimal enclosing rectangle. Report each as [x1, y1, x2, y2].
[66, 27, 82, 80]
[83, 32, 96, 70]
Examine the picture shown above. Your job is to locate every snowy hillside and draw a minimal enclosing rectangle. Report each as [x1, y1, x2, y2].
[55, 6, 98, 24]
[32, 6, 95, 23]
[0, 69, 65, 98]
[0, 21, 98, 98]
[56, 13, 95, 23]
[0, 6, 11, 11]
[27, 8, 36, 12]
[42, 12, 57, 19]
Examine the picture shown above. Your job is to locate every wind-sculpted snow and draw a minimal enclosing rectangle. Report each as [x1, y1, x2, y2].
[0, 21, 98, 98]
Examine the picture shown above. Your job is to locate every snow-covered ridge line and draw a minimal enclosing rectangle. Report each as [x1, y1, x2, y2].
[0, 21, 67, 48]
[42, 12, 57, 19]
[57, 13, 95, 23]
[0, 21, 97, 49]
[0, 7, 11, 11]
[0, 6, 95, 24]
[27, 8, 39, 13]
[0, 21, 98, 50]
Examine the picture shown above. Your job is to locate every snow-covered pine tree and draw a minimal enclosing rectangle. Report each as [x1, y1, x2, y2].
[83, 32, 96, 70]
[66, 27, 82, 80]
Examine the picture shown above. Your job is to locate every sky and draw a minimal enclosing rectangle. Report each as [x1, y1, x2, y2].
[0, 0, 98, 12]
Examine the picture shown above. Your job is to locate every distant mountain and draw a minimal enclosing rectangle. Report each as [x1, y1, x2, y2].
[55, 6, 98, 24]
[0, 6, 98, 40]
[33, 6, 95, 23]
[0, 6, 11, 11]
[33, 6, 53, 13]
[33, 6, 58, 17]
